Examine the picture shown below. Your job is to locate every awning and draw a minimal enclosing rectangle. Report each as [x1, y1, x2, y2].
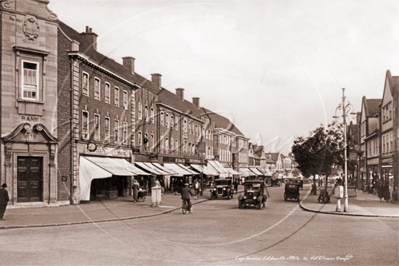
[135, 162, 163, 175]
[143, 162, 170, 175]
[118, 160, 151, 175]
[176, 164, 198, 175]
[239, 168, 253, 177]
[262, 168, 273, 176]
[164, 163, 193, 176]
[249, 167, 263, 176]
[79, 157, 138, 201]
[191, 164, 219, 176]
[226, 168, 240, 175]
[208, 160, 228, 176]
[152, 163, 178, 175]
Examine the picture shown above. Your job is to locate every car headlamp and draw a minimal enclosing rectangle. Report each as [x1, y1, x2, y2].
[223, 188, 226, 190]
[253, 196, 256, 199]
[243, 196, 247, 199]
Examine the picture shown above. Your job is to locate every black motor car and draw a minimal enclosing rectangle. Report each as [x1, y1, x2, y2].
[210, 178, 234, 199]
[284, 182, 300, 202]
[238, 180, 268, 209]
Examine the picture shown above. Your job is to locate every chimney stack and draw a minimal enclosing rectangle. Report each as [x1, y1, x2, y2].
[176, 88, 184, 101]
[122, 56, 135, 73]
[151, 73, 162, 90]
[80, 26, 98, 50]
[192, 97, 200, 108]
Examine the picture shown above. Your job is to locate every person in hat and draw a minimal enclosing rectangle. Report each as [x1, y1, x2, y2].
[181, 183, 194, 211]
[0, 183, 9, 220]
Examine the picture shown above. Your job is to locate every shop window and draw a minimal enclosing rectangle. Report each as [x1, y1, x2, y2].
[82, 72, 89, 96]
[105, 83, 110, 103]
[123, 90, 128, 110]
[94, 78, 100, 100]
[105, 117, 110, 142]
[22, 60, 39, 100]
[114, 87, 119, 107]
[94, 114, 100, 140]
[114, 119, 119, 143]
[82, 111, 89, 139]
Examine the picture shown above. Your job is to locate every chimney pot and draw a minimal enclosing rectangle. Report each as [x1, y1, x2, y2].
[151, 73, 162, 90]
[192, 97, 200, 108]
[176, 88, 184, 101]
[123, 56, 135, 73]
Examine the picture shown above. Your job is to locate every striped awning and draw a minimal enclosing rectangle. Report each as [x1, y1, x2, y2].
[164, 163, 193, 176]
[135, 162, 163, 175]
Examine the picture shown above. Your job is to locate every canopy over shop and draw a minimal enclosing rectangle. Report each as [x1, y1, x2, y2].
[79, 156, 149, 202]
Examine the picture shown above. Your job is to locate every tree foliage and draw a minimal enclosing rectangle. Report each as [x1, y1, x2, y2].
[291, 123, 345, 194]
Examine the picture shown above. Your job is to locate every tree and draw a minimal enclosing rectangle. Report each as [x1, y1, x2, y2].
[291, 123, 344, 195]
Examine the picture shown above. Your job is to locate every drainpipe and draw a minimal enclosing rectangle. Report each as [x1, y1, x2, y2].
[69, 57, 75, 205]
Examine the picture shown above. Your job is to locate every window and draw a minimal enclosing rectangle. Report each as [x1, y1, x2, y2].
[123, 121, 128, 145]
[144, 132, 148, 148]
[22, 61, 39, 100]
[94, 114, 100, 140]
[82, 72, 89, 96]
[105, 83, 110, 103]
[189, 121, 191, 134]
[138, 132, 142, 146]
[160, 112, 164, 126]
[114, 119, 119, 143]
[175, 139, 178, 153]
[184, 140, 188, 153]
[188, 143, 191, 154]
[165, 137, 169, 153]
[138, 102, 142, 120]
[123, 90, 128, 109]
[82, 111, 89, 139]
[94, 78, 100, 100]
[390, 131, 393, 153]
[183, 118, 187, 132]
[105, 117, 110, 141]
[151, 107, 154, 123]
[195, 125, 198, 136]
[175, 116, 179, 130]
[170, 115, 174, 129]
[160, 135, 164, 153]
[166, 113, 169, 128]
[145, 105, 149, 122]
[114, 87, 119, 107]
[171, 138, 174, 151]
[151, 134, 154, 151]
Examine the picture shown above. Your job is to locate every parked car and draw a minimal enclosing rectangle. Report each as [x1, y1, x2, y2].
[284, 182, 300, 202]
[210, 178, 234, 199]
[238, 180, 268, 209]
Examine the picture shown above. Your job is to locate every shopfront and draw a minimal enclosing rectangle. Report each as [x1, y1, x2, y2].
[381, 157, 393, 190]
[366, 157, 379, 194]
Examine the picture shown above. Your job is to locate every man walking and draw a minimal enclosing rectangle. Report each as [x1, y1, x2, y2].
[0, 183, 9, 220]
[181, 183, 194, 212]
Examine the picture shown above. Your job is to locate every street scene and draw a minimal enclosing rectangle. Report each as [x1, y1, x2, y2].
[0, 0, 399, 265]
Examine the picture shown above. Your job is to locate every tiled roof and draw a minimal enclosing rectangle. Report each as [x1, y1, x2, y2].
[58, 20, 160, 95]
[202, 108, 244, 136]
[365, 98, 381, 117]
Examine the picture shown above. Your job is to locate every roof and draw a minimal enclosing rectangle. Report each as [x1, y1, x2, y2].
[58, 20, 160, 95]
[363, 98, 381, 117]
[202, 108, 244, 136]
[157, 88, 203, 119]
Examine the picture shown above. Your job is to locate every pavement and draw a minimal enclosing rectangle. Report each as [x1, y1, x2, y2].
[300, 184, 399, 218]
[1, 184, 398, 230]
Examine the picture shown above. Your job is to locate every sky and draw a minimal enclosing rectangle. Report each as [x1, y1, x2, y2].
[49, 0, 399, 155]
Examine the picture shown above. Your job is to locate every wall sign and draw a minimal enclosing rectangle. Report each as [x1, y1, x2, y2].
[20, 115, 41, 123]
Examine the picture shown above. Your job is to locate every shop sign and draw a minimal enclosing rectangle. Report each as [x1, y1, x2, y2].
[20, 115, 41, 123]
[188, 158, 201, 164]
[85, 145, 131, 157]
[175, 158, 185, 163]
[366, 158, 379, 165]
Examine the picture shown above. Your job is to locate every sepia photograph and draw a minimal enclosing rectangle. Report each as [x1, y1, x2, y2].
[0, 0, 398, 265]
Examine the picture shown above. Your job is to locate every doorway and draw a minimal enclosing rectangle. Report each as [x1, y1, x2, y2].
[17, 157, 43, 202]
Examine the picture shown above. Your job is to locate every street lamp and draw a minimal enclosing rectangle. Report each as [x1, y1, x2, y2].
[333, 88, 353, 212]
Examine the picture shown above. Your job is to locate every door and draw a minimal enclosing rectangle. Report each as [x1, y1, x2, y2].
[17, 157, 43, 202]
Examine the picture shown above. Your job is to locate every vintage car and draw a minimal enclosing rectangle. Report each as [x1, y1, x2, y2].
[284, 182, 300, 202]
[238, 180, 268, 209]
[210, 178, 234, 199]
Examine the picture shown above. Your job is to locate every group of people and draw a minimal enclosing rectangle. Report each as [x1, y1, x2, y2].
[376, 180, 391, 203]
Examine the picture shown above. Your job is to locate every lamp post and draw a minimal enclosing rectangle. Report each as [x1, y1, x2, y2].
[333, 88, 353, 212]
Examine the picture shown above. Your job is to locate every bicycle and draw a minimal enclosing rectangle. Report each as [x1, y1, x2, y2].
[182, 200, 192, 215]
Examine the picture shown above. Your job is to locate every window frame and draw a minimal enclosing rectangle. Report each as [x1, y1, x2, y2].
[104, 82, 110, 104]
[114, 119, 119, 143]
[82, 110, 89, 140]
[138, 102, 142, 120]
[123, 90, 128, 110]
[114, 86, 120, 107]
[21, 59, 40, 101]
[94, 113, 100, 141]
[82, 71, 89, 97]
[123, 121, 128, 145]
[105, 116, 110, 142]
[94, 77, 101, 100]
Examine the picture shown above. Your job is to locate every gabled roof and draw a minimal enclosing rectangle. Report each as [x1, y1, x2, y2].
[202, 108, 244, 136]
[253, 144, 264, 157]
[58, 20, 160, 94]
[363, 97, 381, 118]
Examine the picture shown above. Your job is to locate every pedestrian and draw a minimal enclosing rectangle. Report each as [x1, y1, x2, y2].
[132, 179, 139, 202]
[0, 183, 9, 220]
[234, 179, 238, 193]
[377, 180, 384, 203]
[383, 183, 391, 202]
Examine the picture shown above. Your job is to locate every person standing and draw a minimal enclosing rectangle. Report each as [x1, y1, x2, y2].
[377, 180, 384, 203]
[132, 179, 139, 202]
[0, 183, 9, 220]
[181, 183, 194, 211]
